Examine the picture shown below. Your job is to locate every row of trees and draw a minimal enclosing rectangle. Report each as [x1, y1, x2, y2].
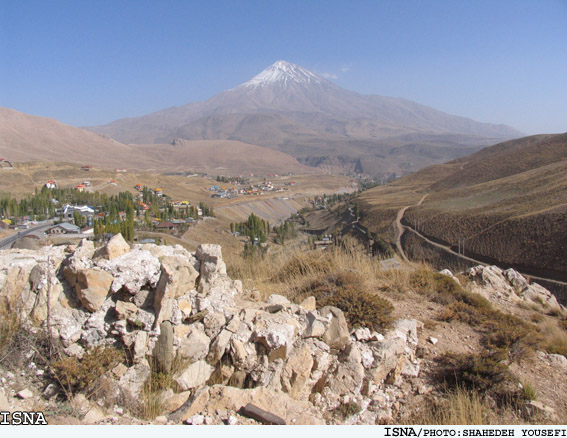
[0, 187, 138, 222]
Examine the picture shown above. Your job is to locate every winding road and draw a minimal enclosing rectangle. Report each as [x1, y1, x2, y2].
[394, 195, 567, 288]
[395, 194, 428, 262]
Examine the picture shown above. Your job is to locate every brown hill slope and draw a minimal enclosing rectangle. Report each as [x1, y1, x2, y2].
[0, 107, 315, 175]
[0, 107, 135, 166]
[359, 133, 567, 279]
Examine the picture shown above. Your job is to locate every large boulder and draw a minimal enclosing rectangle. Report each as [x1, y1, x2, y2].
[119, 361, 151, 398]
[254, 321, 296, 361]
[178, 326, 211, 362]
[327, 343, 365, 396]
[280, 343, 314, 399]
[175, 360, 215, 391]
[319, 306, 350, 350]
[153, 255, 199, 327]
[95, 233, 130, 260]
[64, 239, 95, 286]
[196, 244, 226, 284]
[28, 262, 63, 324]
[467, 265, 561, 309]
[75, 268, 114, 312]
[0, 246, 65, 314]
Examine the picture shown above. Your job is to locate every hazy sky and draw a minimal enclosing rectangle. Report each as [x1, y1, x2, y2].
[1, 0, 566, 134]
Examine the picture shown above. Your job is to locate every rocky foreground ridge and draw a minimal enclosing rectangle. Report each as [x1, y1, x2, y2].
[0, 235, 563, 424]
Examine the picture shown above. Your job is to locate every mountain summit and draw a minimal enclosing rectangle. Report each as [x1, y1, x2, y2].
[87, 61, 523, 176]
[240, 60, 323, 88]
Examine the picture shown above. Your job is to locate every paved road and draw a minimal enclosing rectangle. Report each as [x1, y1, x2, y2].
[0, 222, 53, 249]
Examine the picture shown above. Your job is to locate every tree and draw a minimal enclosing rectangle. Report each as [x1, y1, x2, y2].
[73, 211, 85, 228]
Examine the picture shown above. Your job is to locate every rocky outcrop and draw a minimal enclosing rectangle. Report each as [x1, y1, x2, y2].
[0, 236, 425, 425]
[464, 265, 562, 309]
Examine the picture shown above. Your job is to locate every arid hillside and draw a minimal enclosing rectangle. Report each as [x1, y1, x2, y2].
[359, 133, 567, 280]
[0, 107, 315, 175]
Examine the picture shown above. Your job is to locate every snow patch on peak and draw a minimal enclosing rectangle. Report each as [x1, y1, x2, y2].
[240, 60, 323, 88]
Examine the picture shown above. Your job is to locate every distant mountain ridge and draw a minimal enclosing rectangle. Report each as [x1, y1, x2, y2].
[87, 60, 523, 176]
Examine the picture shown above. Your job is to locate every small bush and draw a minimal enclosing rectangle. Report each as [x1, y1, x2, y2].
[333, 401, 361, 421]
[482, 314, 539, 359]
[51, 345, 125, 399]
[410, 269, 462, 298]
[0, 311, 22, 365]
[436, 350, 510, 393]
[0, 310, 53, 371]
[440, 302, 485, 326]
[319, 287, 394, 331]
[410, 270, 492, 310]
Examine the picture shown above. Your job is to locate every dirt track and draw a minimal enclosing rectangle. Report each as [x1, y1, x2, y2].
[396, 194, 567, 288]
[395, 194, 428, 262]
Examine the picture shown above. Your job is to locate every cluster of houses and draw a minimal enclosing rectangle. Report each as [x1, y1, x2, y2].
[13, 180, 211, 242]
[310, 196, 329, 210]
[208, 181, 292, 199]
[46, 180, 91, 192]
[134, 184, 163, 198]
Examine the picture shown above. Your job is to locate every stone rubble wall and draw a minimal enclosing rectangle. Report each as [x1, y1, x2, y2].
[0, 234, 423, 424]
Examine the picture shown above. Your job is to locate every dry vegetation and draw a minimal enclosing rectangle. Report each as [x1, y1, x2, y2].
[225, 240, 567, 423]
[359, 133, 567, 281]
[2, 235, 566, 424]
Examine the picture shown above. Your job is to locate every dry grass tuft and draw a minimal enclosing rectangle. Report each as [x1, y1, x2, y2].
[139, 355, 186, 420]
[0, 308, 23, 366]
[227, 237, 389, 300]
[51, 345, 125, 400]
[539, 319, 567, 357]
[404, 387, 491, 425]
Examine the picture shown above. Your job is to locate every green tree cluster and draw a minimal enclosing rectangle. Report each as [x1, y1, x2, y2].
[273, 220, 297, 244]
[232, 213, 269, 243]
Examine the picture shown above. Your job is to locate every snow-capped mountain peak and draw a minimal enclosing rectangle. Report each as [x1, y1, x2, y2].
[240, 60, 323, 88]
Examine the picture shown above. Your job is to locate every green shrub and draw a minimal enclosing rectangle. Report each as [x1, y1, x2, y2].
[482, 314, 539, 358]
[436, 350, 509, 393]
[319, 287, 394, 331]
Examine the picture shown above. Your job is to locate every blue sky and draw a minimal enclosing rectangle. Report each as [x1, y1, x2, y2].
[1, 0, 566, 134]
